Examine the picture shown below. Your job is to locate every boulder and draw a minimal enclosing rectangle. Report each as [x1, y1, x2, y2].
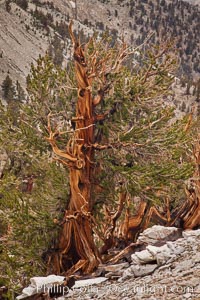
[182, 229, 200, 238]
[137, 225, 181, 245]
[101, 262, 129, 273]
[131, 264, 157, 277]
[30, 275, 65, 288]
[119, 264, 157, 281]
[131, 249, 155, 265]
[131, 243, 173, 266]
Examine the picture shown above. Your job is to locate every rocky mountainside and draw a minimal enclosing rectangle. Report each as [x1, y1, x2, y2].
[0, 1, 49, 91]
[17, 226, 200, 300]
[183, 0, 200, 5]
[0, 0, 200, 93]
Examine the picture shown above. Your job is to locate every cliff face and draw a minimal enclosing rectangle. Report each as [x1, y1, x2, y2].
[0, 2, 48, 90]
[0, 0, 200, 92]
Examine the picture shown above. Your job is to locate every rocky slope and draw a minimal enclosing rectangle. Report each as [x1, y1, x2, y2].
[0, 0, 200, 92]
[183, 0, 200, 6]
[65, 228, 200, 300]
[17, 226, 200, 300]
[0, 1, 49, 91]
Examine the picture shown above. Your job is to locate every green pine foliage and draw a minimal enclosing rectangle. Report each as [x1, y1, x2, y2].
[5, 0, 12, 12]
[15, 0, 28, 11]
[16, 81, 26, 102]
[0, 56, 74, 293]
[0, 37, 199, 293]
[1, 75, 15, 102]
[89, 40, 199, 221]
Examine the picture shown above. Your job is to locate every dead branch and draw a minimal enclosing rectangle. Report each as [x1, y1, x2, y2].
[99, 193, 126, 254]
[182, 136, 200, 229]
[109, 242, 145, 264]
[117, 200, 148, 242]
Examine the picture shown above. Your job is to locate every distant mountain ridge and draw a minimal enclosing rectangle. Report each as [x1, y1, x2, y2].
[0, 0, 199, 93]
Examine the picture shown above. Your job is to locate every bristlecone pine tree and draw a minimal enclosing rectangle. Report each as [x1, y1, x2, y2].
[43, 23, 200, 274]
[0, 23, 200, 287]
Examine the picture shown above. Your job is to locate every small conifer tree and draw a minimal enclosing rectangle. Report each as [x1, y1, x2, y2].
[1, 74, 15, 101]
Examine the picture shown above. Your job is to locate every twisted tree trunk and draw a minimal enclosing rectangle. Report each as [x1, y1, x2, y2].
[47, 25, 101, 275]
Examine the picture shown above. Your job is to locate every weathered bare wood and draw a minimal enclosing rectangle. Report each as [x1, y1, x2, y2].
[99, 193, 127, 254]
[109, 242, 145, 264]
[47, 22, 101, 275]
[182, 136, 200, 229]
[117, 200, 148, 242]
